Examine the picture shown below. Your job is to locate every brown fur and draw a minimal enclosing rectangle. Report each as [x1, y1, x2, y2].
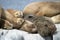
[0, 9, 24, 29]
[0, 8, 37, 33]
[20, 20, 37, 33]
[0, 7, 6, 28]
[7, 9, 23, 18]
[24, 13, 56, 37]
[0, 7, 2, 18]
[34, 16, 56, 37]
[0, 7, 5, 18]
[4, 18, 25, 29]
[2, 10, 22, 25]
[3, 10, 18, 24]
[0, 17, 37, 33]
[4, 18, 37, 33]
[0, 18, 13, 29]
[23, 2, 60, 17]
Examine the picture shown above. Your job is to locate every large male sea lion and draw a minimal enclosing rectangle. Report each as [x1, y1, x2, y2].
[23, 2, 60, 17]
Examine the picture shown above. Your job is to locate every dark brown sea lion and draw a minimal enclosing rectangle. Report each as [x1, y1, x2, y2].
[24, 13, 57, 37]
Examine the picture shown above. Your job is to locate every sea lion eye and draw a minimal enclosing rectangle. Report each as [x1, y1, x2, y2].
[16, 13, 18, 15]
[44, 24, 48, 27]
[28, 15, 33, 18]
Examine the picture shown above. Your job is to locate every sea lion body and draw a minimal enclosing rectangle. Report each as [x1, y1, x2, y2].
[24, 13, 56, 37]
[23, 2, 60, 17]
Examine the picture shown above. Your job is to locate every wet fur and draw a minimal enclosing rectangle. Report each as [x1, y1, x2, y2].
[24, 13, 57, 37]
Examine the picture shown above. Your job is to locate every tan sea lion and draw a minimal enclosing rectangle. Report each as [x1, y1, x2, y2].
[0, 8, 37, 33]
[7, 9, 23, 18]
[0, 18, 37, 33]
[23, 2, 60, 17]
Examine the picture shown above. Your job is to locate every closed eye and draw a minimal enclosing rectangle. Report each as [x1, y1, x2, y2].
[44, 24, 48, 27]
[16, 13, 18, 15]
[28, 16, 33, 18]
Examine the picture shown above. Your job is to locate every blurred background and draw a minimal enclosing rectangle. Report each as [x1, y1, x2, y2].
[0, 0, 60, 10]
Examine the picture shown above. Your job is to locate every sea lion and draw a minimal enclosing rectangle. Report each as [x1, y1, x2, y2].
[24, 13, 56, 37]
[0, 18, 37, 33]
[7, 9, 23, 18]
[23, 2, 60, 17]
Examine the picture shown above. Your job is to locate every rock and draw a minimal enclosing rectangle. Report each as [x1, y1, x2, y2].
[0, 29, 27, 40]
